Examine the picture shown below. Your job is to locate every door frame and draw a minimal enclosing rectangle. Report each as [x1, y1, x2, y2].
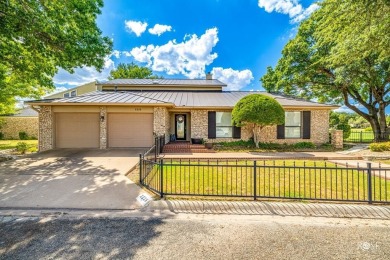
[175, 114, 187, 140]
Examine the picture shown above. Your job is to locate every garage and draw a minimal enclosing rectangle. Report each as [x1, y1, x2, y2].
[55, 113, 100, 148]
[108, 113, 153, 148]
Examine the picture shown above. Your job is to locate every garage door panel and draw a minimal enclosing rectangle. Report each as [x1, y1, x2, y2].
[56, 113, 100, 148]
[108, 113, 153, 148]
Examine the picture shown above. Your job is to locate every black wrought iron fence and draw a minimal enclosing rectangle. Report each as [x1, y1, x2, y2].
[139, 158, 390, 204]
[344, 131, 375, 143]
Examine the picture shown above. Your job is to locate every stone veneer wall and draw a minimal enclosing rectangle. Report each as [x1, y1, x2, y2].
[100, 106, 107, 149]
[331, 130, 343, 149]
[38, 106, 53, 151]
[0, 117, 38, 139]
[257, 109, 330, 144]
[189, 109, 330, 144]
[153, 107, 170, 143]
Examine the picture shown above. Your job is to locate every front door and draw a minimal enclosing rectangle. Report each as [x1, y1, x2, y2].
[175, 114, 186, 140]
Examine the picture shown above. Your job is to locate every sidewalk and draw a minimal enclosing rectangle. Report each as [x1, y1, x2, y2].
[1, 200, 389, 221]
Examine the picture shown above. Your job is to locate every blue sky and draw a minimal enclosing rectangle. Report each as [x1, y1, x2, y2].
[53, 0, 320, 92]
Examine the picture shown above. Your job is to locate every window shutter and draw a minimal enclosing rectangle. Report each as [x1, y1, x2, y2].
[277, 124, 285, 139]
[233, 126, 241, 139]
[208, 111, 216, 139]
[302, 111, 311, 139]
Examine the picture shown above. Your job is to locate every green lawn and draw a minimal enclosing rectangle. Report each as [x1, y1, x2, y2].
[345, 129, 374, 142]
[0, 140, 38, 152]
[143, 160, 390, 202]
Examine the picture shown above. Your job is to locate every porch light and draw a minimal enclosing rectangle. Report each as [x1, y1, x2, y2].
[100, 115, 105, 122]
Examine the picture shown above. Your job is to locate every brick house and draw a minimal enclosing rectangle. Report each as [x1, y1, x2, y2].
[27, 76, 337, 151]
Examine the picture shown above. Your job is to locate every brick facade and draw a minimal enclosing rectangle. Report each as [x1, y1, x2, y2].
[153, 107, 170, 143]
[0, 117, 38, 139]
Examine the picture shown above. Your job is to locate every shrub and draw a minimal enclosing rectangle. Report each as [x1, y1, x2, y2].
[19, 131, 29, 140]
[16, 142, 28, 154]
[364, 127, 373, 132]
[0, 132, 4, 140]
[336, 123, 351, 139]
[293, 142, 316, 149]
[217, 139, 256, 148]
[369, 142, 390, 152]
[257, 142, 283, 150]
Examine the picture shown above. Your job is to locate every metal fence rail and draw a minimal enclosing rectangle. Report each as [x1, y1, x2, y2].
[139, 159, 390, 204]
[344, 131, 375, 143]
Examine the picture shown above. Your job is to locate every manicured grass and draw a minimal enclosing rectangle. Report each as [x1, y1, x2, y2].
[144, 160, 390, 202]
[0, 140, 38, 152]
[345, 129, 374, 142]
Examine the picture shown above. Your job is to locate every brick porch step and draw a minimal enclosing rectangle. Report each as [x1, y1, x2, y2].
[162, 142, 214, 153]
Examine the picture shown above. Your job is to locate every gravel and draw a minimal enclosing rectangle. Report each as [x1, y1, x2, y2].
[0, 214, 389, 260]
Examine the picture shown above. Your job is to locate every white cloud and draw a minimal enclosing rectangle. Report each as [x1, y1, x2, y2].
[125, 20, 148, 37]
[148, 24, 172, 36]
[53, 55, 116, 86]
[111, 50, 121, 59]
[258, 0, 319, 23]
[211, 67, 254, 91]
[128, 28, 219, 78]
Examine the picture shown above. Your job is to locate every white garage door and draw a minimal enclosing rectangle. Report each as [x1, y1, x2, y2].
[55, 113, 100, 148]
[108, 113, 153, 148]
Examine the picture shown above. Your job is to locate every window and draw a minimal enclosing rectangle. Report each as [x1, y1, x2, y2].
[63, 92, 70, 98]
[71, 90, 76, 97]
[285, 112, 301, 138]
[216, 112, 232, 138]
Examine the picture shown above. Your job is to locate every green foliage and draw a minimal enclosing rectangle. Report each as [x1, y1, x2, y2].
[364, 127, 373, 132]
[216, 139, 256, 148]
[232, 94, 285, 127]
[18, 131, 28, 140]
[337, 124, 351, 139]
[0, 132, 4, 140]
[369, 142, 390, 152]
[260, 0, 390, 142]
[293, 142, 316, 149]
[15, 142, 28, 154]
[109, 63, 162, 80]
[0, 0, 113, 114]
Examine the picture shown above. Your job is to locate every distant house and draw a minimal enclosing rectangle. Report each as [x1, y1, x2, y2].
[0, 107, 38, 139]
[27, 74, 337, 151]
[44, 81, 98, 99]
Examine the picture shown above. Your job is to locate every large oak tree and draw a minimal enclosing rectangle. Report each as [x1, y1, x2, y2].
[0, 0, 112, 114]
[109, 63, 162, 80]
[261, 0, 390, 141]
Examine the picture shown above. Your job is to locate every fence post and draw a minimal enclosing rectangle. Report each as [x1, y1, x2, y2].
[160, 159, 164, 198]
[139, 153, 143, 184]
[155, 137, 158, 161]
[360, 131, 363, 143]
[367, 162, 373, 204]
[254, 161, 257, 200]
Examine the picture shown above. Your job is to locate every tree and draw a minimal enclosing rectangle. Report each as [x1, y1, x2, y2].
[232, 94, 285, 147]
[261, 0, 390, 142]
[330, 112, 352, 139]
[109, 63, 162, 80]
[0, 0, 113, 114]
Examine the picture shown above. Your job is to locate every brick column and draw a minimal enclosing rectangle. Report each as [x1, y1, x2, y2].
[331, 130, 343, 149]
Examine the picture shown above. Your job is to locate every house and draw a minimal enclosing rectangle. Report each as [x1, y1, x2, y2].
[44, 81, 98, 99]
[0, 107, 38, 139]
[27, 75, 337, 151]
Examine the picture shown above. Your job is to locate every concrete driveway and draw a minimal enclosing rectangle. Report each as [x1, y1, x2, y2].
[0, 149, 146, 210]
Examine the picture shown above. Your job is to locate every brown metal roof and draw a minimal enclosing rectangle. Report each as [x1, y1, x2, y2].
[27, 91, 337, 109]
[98, 79, 226, 86]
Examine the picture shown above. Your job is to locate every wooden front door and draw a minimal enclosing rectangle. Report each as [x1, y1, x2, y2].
[175, 114, 186, 140]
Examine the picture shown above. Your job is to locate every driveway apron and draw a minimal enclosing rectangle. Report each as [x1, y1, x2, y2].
[0, 149, 145, 210]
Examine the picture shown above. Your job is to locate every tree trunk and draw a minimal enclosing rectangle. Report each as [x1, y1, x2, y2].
[253, 125, 259, 148]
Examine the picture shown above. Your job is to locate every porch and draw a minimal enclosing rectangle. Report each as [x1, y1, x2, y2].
[162, 141, 214, 153]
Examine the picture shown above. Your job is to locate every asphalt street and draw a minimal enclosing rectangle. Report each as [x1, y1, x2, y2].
[1, 213, 389, 260]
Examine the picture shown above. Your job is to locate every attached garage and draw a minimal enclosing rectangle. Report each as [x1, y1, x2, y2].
[55, 113, 100, 148]
[108, 113, 153, 148]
